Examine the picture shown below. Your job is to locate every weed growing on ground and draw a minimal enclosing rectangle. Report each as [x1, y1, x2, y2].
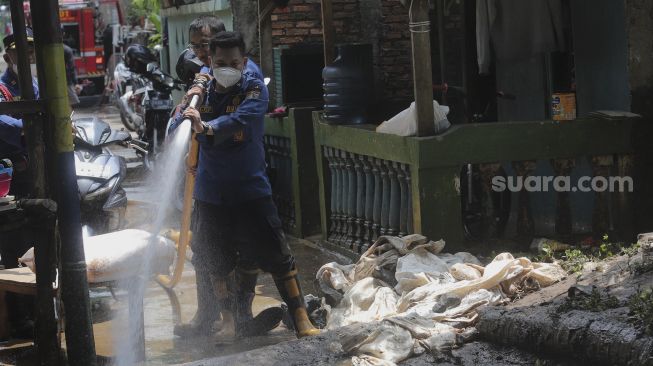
[532, 235, 639, 274]
[629, 289, 653, 336]
[557, 287, 621, 313]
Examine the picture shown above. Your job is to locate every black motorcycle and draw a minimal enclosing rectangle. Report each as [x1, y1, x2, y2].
[123, 44, 184, 158]
[73, 116, 148, 235]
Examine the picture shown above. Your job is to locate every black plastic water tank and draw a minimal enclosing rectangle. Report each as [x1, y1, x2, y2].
[322, 44, 373, 125]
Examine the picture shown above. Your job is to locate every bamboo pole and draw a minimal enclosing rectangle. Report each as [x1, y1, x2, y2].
[30, 0, 97, 363]
[409, 0, 435, 136]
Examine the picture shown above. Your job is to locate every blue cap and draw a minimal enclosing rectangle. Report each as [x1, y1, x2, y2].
[3, 27, 34, 50]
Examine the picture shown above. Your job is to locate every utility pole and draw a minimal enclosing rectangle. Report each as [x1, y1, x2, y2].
[30, 0, 98, 364]
[409, 0, 435, 136]
[321, 0, 335, 66]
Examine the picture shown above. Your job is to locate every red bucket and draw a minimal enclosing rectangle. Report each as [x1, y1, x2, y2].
[0, 171, 12, 197]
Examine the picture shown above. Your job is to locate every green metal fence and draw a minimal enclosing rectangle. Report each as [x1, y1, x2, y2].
[312, 111, 643, 256]
[263, 107, 321, 238]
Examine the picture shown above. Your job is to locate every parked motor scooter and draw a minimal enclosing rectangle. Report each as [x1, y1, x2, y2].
[123, 44, 184, 158]
[113, 60, 145, 133]
[72, 116, 149, 235]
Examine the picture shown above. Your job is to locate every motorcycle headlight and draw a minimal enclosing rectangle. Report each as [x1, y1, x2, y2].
[84, 176, 119, 201]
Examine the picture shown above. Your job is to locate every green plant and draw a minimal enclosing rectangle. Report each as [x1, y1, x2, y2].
[622, 242, 641, 257]
[558, 287, 621, 313]
[629, 289, 653, 336]
[560, 248, 592, 273]
[128, 0, 162, 48]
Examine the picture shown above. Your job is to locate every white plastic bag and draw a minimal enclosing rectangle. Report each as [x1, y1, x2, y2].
[376, 100, 451, 137]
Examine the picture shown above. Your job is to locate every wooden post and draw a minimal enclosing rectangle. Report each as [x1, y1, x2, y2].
[409, 0, 435, 136]
[321, 0, 335, 66]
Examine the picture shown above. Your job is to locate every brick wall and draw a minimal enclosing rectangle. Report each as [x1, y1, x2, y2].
[378, 0, 412, 102]
[271, 1, 323, 46]
[269, 0, 469, 108]
[271, 0, 362, 47]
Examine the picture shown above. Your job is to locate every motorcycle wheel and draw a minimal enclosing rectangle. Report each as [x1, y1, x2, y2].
[117, 86, 140, 132]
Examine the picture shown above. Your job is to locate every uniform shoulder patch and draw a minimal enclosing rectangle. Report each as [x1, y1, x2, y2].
[245, 84, 262, 100]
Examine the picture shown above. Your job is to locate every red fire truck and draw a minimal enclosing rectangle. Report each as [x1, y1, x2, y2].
[25, 0, 123, 97]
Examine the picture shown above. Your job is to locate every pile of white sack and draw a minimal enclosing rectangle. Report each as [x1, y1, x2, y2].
[18, 229, 175, 283]
[316, 234, 567, 366]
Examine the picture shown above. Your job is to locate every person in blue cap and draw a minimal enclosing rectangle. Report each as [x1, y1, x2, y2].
[170, 31, 319, 340]
[0, 26, 39, 102]
[0, 27, 39, 340]
[172, 17, 278, 340]
[0, 27, 40, 199]
[0, 27, 39, 180]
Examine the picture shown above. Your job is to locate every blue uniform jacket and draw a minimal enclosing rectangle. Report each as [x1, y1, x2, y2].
[0, 69, 39, 157]
[170, 69, 271, 206]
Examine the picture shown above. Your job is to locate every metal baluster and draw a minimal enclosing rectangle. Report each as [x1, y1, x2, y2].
[346, 152, 357, 249]
[266, 136, 278, 214]
[337, 149, 349, 245]
[363, 156, 374, 249]
[275, 137, 287, 229]
[380, 159, 391, 236]
[333, 149, 343, 244]
[388, 161, 401, 237]
[403, 164, 413, 235]
[284, 138, 295, 230]
[372, 158, 383, 241]
[326, 147, 338, 241]
[354, 154, 366, 252]
[397, 163, 408, 237]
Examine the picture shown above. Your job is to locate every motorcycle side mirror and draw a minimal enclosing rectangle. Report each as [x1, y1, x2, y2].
[100, 130, 132, 147]
[113, 130, 132, 142]
[146, 62, 158, 73]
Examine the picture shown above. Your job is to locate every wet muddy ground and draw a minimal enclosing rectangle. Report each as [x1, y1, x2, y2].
[0, 105, 347, 365]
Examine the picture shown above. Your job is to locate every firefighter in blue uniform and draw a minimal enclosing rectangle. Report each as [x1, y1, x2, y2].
[170, 31, 319, 339]
[172, 16, 283, 339]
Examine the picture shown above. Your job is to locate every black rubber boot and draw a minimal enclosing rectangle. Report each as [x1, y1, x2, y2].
[211, 273, 236, 340]
[272, 267, 320, 338]
[234, 268, 283, 338]
[173, 270, 220, 337]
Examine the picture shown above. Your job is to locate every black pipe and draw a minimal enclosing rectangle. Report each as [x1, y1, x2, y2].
[18, 199, 59, 365]
[29, 0, 98, 364]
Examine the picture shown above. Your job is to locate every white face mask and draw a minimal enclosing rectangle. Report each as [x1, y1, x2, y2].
[8, 58, 37, 78]
[213, 67, 242, 88]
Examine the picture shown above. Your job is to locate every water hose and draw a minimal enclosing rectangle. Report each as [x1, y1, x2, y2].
[156, 76, 209, 289]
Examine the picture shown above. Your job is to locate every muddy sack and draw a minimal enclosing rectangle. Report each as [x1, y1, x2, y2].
[19, 229, 175, 283]
[317, 235, 568, 364]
